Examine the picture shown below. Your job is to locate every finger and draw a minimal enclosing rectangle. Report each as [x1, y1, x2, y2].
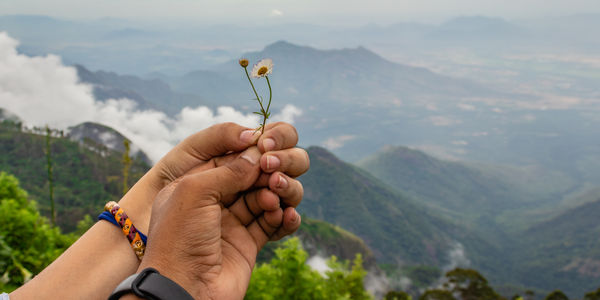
[225, 189, 280, 225]
[260, 147, 310, 177]
[270, 207, 301, 241]
[257, 122, 299, 153]
[247, 213, 281, 251]
[268, 172, 304, 208]
[263, 209, 283, 228]
[154, 122, 260, 183]
[220, 208, 259, 268]
[172, 146, 262, 208]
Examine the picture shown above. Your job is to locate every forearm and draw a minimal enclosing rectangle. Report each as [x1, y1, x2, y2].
[10, 170, 161, 299]
[10, 222, 139, 300]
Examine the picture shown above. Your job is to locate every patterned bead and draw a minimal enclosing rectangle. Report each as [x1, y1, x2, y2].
[103, 201, 146, 260]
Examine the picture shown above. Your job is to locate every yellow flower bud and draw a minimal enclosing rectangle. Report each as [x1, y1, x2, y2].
[239, 58, 249, 68]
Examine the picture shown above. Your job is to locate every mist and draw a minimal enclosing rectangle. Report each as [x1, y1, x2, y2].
[0, 32, 301, 163]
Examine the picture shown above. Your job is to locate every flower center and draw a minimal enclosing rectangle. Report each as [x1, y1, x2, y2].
[257, 66, 269, 76]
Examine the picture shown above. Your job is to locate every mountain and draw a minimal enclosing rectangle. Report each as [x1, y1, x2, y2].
[356, 144, 600, 296]
[429, 16, 524, 41]
[176, 40, 495, 108]
[157, 40, 513, 162]
[356, 145, 576, 231]
[0, 120, 150, 231]
[298, 146, 505, 279]
[0, 108, 21, 123]
[258, 218, 377, 269]
[67, 122, 151, 165]
[75, 65, 207, 115]
[515, 197, 600, 296]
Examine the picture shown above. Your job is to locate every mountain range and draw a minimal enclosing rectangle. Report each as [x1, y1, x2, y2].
[70, 40, 600, 194]
[3, 118, 600, 296]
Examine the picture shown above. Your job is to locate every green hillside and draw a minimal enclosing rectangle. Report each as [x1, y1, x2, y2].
[298, 146, 504, 276]
[514, 197, 600, 295]
[357, 145, 575, 231]
[356, 144, 600, 297]
[258, 218, 377, 269]
[0, 121, 150, 231]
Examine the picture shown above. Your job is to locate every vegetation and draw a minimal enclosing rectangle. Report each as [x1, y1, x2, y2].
[0, 172, 75, 291]
[0, 121, 149, 231]
[44, 125, 56, 226]
[246, 238, 372, 300]
[122, 139, 132, 195]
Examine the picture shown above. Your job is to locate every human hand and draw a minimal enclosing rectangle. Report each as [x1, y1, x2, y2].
[137, 146, 300, 299]
[118, 122, 308, 235]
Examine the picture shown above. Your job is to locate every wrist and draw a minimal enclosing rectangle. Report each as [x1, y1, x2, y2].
[137, 260, 204, 299]
[117, 170, 161, 234]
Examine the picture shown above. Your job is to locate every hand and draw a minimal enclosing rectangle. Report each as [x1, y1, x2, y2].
[138, 147, 301, 299]
[118, 122, 309, 235]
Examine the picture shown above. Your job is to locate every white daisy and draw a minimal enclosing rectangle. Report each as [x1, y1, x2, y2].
[251, 58, 273, 78]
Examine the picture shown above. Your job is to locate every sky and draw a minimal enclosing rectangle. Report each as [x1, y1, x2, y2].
[1, 0, 599, 24]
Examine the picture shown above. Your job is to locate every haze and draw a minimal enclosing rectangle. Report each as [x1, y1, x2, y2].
[2, 0, 600, 24]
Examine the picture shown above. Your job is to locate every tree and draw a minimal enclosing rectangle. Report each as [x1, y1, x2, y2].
[445, 268, 503, 300]
[0, 172, 75, 291]
[122, 139, 132, 195]
[545, 290, 569, 300]
[524, 290, 535, 300]
[584, 287, 600, 300]
[44, 125, 55, 226]
[245, 237, 372, 300]
[385, 290, 412, 300]
[419, 290, 456, 300]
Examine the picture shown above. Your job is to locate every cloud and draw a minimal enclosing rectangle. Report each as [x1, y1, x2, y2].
[0, 32, 302, 163]
[270, 9, 284, 17]
[457, 103, 476, 111]
[306, 255, 330, 276]
[428, 116, 462, 126]
[322, 134, 356, 150]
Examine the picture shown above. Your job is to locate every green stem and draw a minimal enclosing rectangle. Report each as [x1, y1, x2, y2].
[243, 67, 268, 133]
[265, 76, 273, 116]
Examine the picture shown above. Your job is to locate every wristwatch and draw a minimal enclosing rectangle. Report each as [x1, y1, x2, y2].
[108, 267, 194, 300]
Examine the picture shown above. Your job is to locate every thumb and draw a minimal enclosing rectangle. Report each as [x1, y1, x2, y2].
[175, 146, 262, 205]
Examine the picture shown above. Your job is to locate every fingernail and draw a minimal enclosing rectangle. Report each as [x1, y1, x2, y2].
[277, 174, 288, 189]
[263, 138, 276, 152]
[266, 155, 281, 171]
[293, 212, 300, 223]
[240, 130, 260, 144]
[240, 147, 260, 165]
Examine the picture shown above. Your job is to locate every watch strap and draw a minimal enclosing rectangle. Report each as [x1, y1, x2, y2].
[108, 268, 194, 300]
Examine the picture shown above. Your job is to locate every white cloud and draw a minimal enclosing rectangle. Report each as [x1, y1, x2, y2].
[428, 116, 462, 126]
[457, 103, 476, 111]
[306, 255, 330, 276]
[322, 134, 356, 150]
[0, 32, 302, 163]
[270, 9, 284, 17]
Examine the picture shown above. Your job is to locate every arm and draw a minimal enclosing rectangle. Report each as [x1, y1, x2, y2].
[10, 122, 309, 299]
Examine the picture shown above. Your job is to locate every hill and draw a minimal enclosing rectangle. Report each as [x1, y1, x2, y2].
[67, 122, 151, 164]
[75, 65, 204, 115]
[298, 146, 505, 279]
[356, 145, 575, 231]
[0, 121, 150, 231]
[514, 197, 600, 296]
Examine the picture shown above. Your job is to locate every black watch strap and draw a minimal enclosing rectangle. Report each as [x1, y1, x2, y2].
[108, 267, 194, 300]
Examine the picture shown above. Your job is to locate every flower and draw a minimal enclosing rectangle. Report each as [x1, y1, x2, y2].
[239, 58, 249, 68]
[251, 58, 273, 78]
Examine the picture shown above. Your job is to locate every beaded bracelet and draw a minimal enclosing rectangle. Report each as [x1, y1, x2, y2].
[98, 201, 147, 260]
